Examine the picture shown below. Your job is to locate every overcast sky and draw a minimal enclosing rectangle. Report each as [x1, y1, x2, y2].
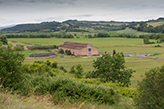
[0, 0, 164, 26]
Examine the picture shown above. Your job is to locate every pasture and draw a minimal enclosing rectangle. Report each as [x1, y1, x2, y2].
[8, 37, 164, 88]
[147, 21, 164, 27]
[8, 37, 163, 54]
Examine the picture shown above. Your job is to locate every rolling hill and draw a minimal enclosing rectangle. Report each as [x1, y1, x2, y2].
[1, 18, 164, 33]
[1, 20, 128, 32]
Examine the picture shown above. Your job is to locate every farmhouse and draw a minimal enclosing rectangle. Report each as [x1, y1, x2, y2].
[58, 42, 99, 56]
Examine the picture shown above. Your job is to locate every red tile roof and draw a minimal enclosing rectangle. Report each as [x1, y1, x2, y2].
[58, 42, 90, 50]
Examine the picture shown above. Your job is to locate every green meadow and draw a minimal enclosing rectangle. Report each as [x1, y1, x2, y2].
[117, 28, 150, 35]
[9, 37, 163, 54]
[8, 37, 164, 88]
[23, 56, 164, 88]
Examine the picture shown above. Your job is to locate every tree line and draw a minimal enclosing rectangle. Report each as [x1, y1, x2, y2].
[129, 22, 164, 33]
[4, 32, 74, 38]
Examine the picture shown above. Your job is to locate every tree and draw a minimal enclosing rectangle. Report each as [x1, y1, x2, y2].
[69, 65, 76, 74]
[134, 65, 164, 109]
[0, 46, 24, 88]
[113, 49, 116, 56]
[143, 36, 155, 44]
[67, 50, 71, 55]
[143, 36, 150, 44]
[0, 35, 8, 44]
[97, 32, 110, 37]
[86, 52, 134, 87]
[59, 48, 64, 54]
[74, 64, 83, 78]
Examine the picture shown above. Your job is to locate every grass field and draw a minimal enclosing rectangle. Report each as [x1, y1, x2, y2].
[117, 28, 150, 35]
[147, 21, 164, 27]
[8, 37, 164, 88]
[8, 37, 163, 54]
[24, 56, 164, 88]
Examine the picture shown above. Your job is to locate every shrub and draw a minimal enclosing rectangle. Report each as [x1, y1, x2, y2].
[59, 66, 67, 73]
[134, 65, 164, 109]
[14, 44, 24, 51]
[97, 32, 110, 37]
[22, 63, 56, 77]
[74, 64, 83, 79]
[34, 61, 44, 64]
[155, 44, 162, 47]
[113, 49, 116, 56]
[59, 48, 64, 54]
[69, 65, 76, 74]
[27, 45, 58, 50]
[66, 50, 71, 55]
[51, 76, 120, 105]
[52, 60, 58, 68]
[45, 59, 51, 66]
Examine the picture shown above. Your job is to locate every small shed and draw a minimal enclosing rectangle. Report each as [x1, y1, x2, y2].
[29, 53, 56, 57]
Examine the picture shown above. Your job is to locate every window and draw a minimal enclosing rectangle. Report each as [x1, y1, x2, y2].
[88, 48, 91, 52]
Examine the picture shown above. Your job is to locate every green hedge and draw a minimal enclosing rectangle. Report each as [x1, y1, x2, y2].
[27, 45, 58, 50]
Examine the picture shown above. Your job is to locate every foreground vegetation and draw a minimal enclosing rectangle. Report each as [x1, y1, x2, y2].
[1, 31, 164, 108]
[6, 37, 164, 88]
[0, 45, 136, 108]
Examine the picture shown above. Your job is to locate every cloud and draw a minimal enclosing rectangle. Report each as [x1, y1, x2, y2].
[0, 0, 78, 5]
[73, 14, 93, 17]
[0, 0, 164, 26]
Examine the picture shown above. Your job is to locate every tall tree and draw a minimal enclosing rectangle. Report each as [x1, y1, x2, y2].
[86, 52, 134, 87]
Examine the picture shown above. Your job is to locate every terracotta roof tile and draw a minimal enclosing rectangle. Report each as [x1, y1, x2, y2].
[59, 42, 91, 50]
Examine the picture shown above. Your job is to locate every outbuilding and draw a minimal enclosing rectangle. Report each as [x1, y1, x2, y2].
[58, 42, 99, 56]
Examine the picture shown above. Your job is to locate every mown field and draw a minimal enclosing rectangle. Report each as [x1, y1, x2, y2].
[8, 37, 163, 54]
[8, 37, 164, 88]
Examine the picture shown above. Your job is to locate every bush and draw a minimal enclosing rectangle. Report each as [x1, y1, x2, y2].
[17, 74, 120, 104]
[51, 76, 119, 105]
[97, 32, 110, 37]
[14, 44, 24, 51]
[59, 66, 67, 73]
[74, 64, 83, 79]
[134, 65, 164, 109]
[45, 59, 51, 66]
[59, 48, 64, 54]
[69, 65, 76, 74]
[52, 60, 58, 68]
[0, 46, 24, 88]
[66, 50, 71, 55]
[27, 45, 58, 50]
[155, 44, 162, 47]
[34, 61, 44, 64]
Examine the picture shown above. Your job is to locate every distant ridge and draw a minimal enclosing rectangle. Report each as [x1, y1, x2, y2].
[1, 20, 127, 32]
[1, 18, 164, 33]
[0, 24, 16, 30]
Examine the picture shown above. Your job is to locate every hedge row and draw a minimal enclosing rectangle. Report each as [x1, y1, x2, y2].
[27, 45, 58, 50]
